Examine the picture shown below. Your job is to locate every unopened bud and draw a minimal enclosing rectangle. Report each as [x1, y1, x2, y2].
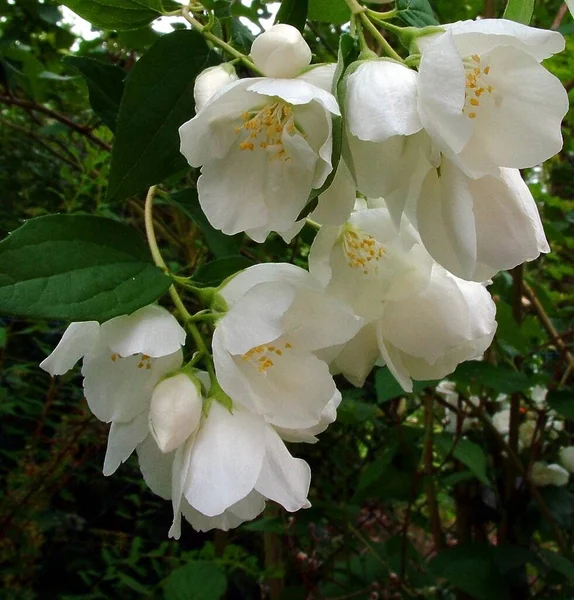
[149, 373, 203, 453]
[194, 64, 238, 113]
[250, 24, 311, 79]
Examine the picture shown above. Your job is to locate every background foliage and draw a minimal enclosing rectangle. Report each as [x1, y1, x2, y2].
[0, 0, 573, 598]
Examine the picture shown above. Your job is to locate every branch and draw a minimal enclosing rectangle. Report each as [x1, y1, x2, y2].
[0, 94, 111, 151]
[423, 396, 444, 551]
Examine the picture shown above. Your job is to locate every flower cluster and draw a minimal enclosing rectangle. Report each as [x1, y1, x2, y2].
[41, 20, 567, 536]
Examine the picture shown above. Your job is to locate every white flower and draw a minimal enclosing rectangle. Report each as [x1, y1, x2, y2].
[416, 158, 550, 280]
[194, 64, 238, 112]
[212, 263, 362, 429]
[138, 401, 311, 538]
[250, 24, 312, 79]
[415, 19, 568, 177]
[530, 384, 548, 405]
[179, 70, 339, 242]
[40, 305, 186, 475]
[559, 447, 574, 474]
[518, 420, 538, 448]
[492, 408, 510, 435]
[149, 373, 203, 453]
[309, 207, 496, 389]
[531, 462, 569, 487]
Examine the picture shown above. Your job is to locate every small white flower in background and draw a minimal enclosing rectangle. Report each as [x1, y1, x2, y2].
[415, 19, 568, 178]
[212, 263, 362, 429]
[531, 462, 570, 487]
[492, 408, 510, 436]
[40, 305, 186, 475]
[518, 420, 538, 449]
[179, 26, 340, 243]
[436, 382, 480, 433]
[309, 207, 497, 390]
[559, 447, 574, 474]
[193, 64, 238, 112]
[530, 384, 548, 406]
[250, 24, 312, 79]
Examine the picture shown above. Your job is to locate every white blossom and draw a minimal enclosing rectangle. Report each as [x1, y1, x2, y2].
[40, 305, 186, 475]
[531, 462, 569, 487]
[194, 64, 239, 112]
[212, 263, 362, 429]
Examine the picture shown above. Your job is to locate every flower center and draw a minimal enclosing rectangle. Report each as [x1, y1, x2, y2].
[463, 54, 494, 120]
[234, 100, 299, 161]
[109, 352, 152, 370]
[342, 226, 386, 275]
[241, 341, 293, 373]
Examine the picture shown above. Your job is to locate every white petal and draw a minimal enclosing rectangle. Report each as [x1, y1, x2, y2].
[308, 225, 340, 287]
[297, 63, 336, 92]
[194, 64, 238, 112]
[40, 321, 100, 376]
[416, 162, 478, 280]
[332, 323, 381, 387]
[220, 262, 310, 306]
[255, 426, 311, 511]
[103, 412, 149, 476]
[418, 31, 472, 155]
[168, 435, 195, 539]
[136, 434, 174, 500]
[184, 403, 266, 517]
[248, 78, 340, 115]
[461, 45, 568, 171]
[346, 60, 422, 141]
[217, 281, 295, 356]
[310, 160, 356, 226]
[375, 322, 413, 392]
[82, 346, 183, 423]
[100, 305, 186, 358]
[449, 18, 565, 60]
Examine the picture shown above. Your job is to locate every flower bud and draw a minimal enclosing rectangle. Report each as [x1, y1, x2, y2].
[194, 64, 238, 113]
[559, 446, 574, 473]
[531, 462, 569, 487]
[250, 24, 312, 79]
[149, 373, 203, 453]
[518, 420, 537, 449]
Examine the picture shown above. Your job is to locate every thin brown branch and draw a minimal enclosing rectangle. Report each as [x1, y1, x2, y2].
[424, 396, 444, 552]
[0, 94, 111, 151]
[552, 3, 569, 29]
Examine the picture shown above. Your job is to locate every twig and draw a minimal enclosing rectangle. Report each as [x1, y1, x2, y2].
[552, 3, 569, 29]
[0, 94, 111, 151]
[423, 396, 444, 551]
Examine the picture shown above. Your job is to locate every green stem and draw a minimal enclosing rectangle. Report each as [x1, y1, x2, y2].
[181, 6, 263, 74]
[144, 186, 215, 375]
[344, 0, 367, 14]
[359, 12, 403, 62]
[365, 7, 398, 20]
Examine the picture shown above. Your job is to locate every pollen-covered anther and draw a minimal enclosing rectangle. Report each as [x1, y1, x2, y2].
[463, 55, 494, 119]
[343, 228, 386, 275]
[242, 342, 292, 373]
[137, 353, 152, 370]
[235, 101, 299, 161]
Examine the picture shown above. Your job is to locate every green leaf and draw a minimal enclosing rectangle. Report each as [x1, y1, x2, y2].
[503, 0, 534, 25]
[63, 56, 125, 132]
[429, 544, 510, 600]
[107, 30, 216, 202]
[435, 434, 490, 485]
[194, 256, 253, 286]
[452, 361, 530, 394]
[396, 0, 439, 27]
[61, 0, 169, 31]
[242, 517, 285, 533]
[308, 0, 350, 24]
[167, 189, 242, 258]
[0, 215, 172, 321]
[540, 549, 574, 583]
[375, 366, 437, 402]
[275, 0, 309, 31]
[163, 561, 227, 600]
[547, 389, 574, 420]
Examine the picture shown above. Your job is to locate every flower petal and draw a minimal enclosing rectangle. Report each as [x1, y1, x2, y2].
[40, 321, 100, 376]
[100, 305, 186, 358]
[103, 412, 149, 476]
[346, 60, 422, 141]
[255, 426, 311, 511]
[184, 403, 266, 517]
[136, 435, 174, 500]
